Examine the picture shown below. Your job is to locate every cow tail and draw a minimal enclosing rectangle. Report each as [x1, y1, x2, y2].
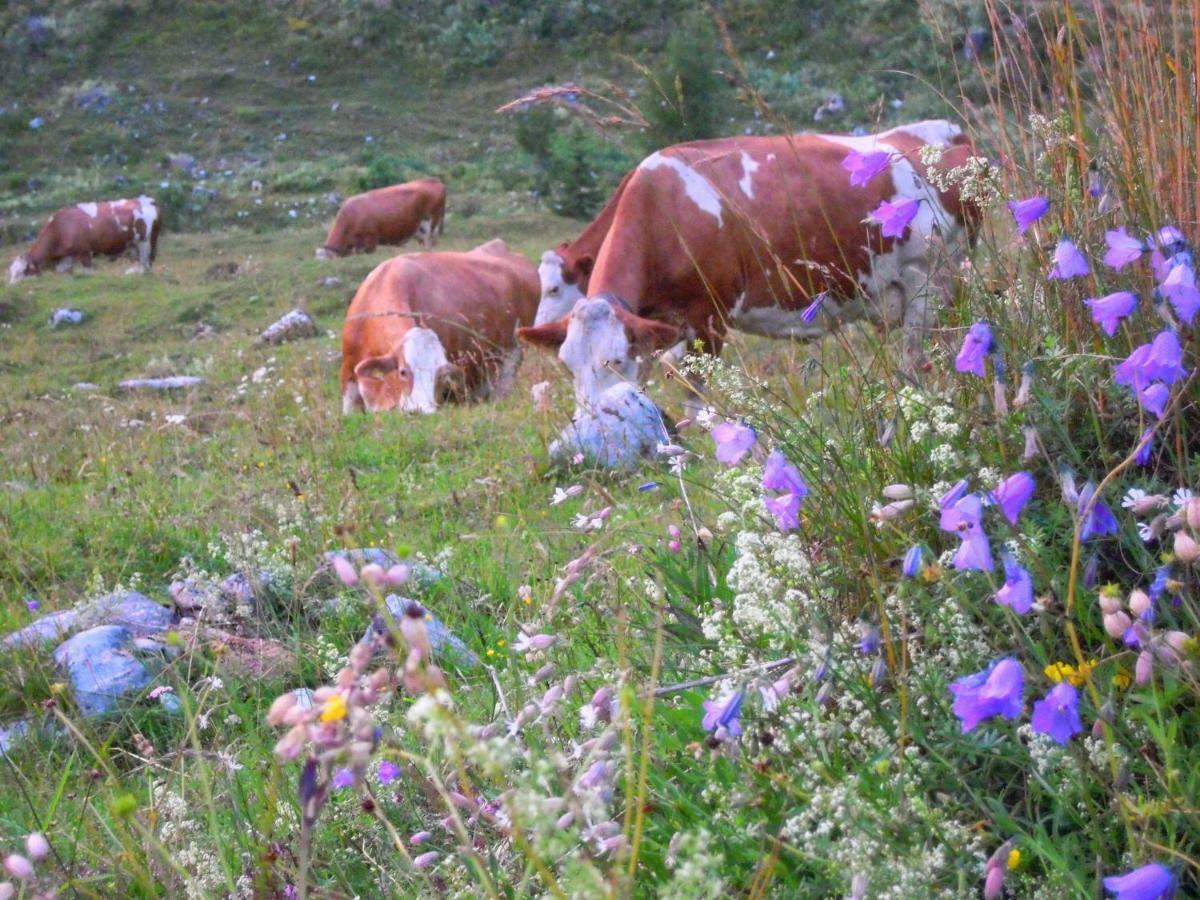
[149, 215, 161, 264]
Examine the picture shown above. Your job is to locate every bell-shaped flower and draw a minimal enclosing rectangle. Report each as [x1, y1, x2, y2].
[1030, 681, 1083, 745]
[841, 149, 891, 187]
[992, 471, 1035, 525]
[711, 421, 757, 465]
[1103, 227, 1146, 270]
[1137, 382, 1170, 420]
[955, 321, 993, 377]
[1048, 238, 1089, 279]
[1077, 482, 1119, 541]
[871, 197, 920, 239]
[1085, 291, 1138, 336]
[1102, 862, 1175, 899]
[1159, 261, 1200, 324]
[1114, 330, 1188, 389]
[902, 545, 924, 578]
[1007, 196, 1048, 235]
[995, 555, 1034, 613]
[948, 657, 1024, 732]
[701, 688, 745, 740]
[940, 493, 994, 572]
[761, 450, 808, 532]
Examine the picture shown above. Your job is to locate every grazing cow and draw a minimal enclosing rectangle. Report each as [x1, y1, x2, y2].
[317, 179, 446, 259]
[340, 239, 539, 414]
[7, 196, 160, 285]
[519, 120, 980, 416]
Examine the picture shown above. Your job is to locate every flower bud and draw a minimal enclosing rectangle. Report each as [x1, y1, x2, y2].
[331, 555, 358, 587]
[413, 851, 440, 869]
[3, 855, 33, 881]
[992, 378, 1009, 416]
[815, 681, 833, 707]
[1128, 589, 1152, 619]
[1135, 651, 1154, 685]
[882, 484, 913, 501]
[556, 811, 576, 829]
[273, 724, 308, 760]
[1103, 611, 1132, 640]
[1173, 529, 1200, 563]
[266, 692, 298, 727]
[1185, 497, 1200, 530]
[869, 657, 887, 690]
[1131, 494, 1168, 516]
[0, 881, 14, 900]
[410, 831, 432, 845]
[983, 865, 1005, 900]
[24, 834, 49, 862]
[1023, 427, 1038, 460]
[1098, 593, 1123, 615]
[359, 563, 386, 586]
[850, 873, 869, 900]
[386, 564, 411, 587]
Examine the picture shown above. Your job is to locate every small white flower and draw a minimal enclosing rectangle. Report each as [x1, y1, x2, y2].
[550, 485, 583, 506]
[1122, 488, 1148, 509]
[669, 455, 687, 477]
[1171, 488, 1194, 509]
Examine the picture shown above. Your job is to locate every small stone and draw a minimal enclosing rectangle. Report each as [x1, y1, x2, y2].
[363, 595, 479, 668]
[49, 308, 85, 327]
[80, 590, 177, 636]
[53, 626, 155, 717]
[70, 382, 100, 391]
[2, 609, 79, 650]
[259, 309, 318, 345]
[28, 117, 44, 130]
[118, 376, 203, 392]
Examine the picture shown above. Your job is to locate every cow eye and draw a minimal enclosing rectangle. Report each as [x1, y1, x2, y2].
[547, 286, 559, 296]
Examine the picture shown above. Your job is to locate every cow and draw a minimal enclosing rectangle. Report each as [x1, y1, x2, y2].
[317, 179, 446, 260]
[518, 120, 980, 418]
[340, 239, 539, 414]
[7, 196, 160, 285]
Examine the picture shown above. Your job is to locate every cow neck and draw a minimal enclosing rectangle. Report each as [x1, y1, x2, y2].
[564, 167, 636, 267]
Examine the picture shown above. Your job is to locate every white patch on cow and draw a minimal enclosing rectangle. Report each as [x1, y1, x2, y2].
[398, 327, 451, 415]
[342, 380, 363, 415]
[77, 202, 99, 218]
[7, 256, 29, 285]
[416, 216, 433, 247]
[557, 298, 640, 417]
[639, 152, 724, 225]
[767, 153, 777, 162]
[132, 196, 158, 269]
[738, 151, 760, 199]
[535, 250, 585, 325]
[888, 118, 962, 146]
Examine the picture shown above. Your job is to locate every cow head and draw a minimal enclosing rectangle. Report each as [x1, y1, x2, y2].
[535, 247, 591, 326]
[518, 294, 679, 415]
[7, 255, 34, 285]
[352, 326, 464, 414]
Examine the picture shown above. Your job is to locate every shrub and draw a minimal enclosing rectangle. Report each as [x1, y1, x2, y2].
[640, 11, 733, 148]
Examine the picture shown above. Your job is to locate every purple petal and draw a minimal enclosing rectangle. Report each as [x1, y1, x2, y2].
[1008, 196, 1049, 235]
[1103, 862, 1174, 899]
[1103, 227, 1146, 271]
[1085, 291, 1138, 337]
[954, 321, 993, 378]
[711, 422, 757, 465]
[841, 149, 891, 188]
[873, 197, 921, 239]
[1048, 238, 1090, 279]
[993, 471, 1035, 526]
[1030, 682, 1082, 745]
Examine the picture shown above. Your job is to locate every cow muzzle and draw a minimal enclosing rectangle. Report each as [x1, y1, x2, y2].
[7, 256, 29, 285]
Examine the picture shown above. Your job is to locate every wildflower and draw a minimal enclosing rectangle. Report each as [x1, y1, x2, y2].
[1114, 331, 1188, 390]
[800, 291, 828, 323]
[332, 768, 354, 789]
[858, 623, 880, 655]
[992, 471, 1035, 526]
[1137, 383, 1170, 420]
[1160, 262, 1200, 324]
[871, 197, 920, 239]
[320, 693, 347, 723]
[948, 657, 1023, 732]
[1078, 483, 1119, 540]
[761, 450, 808, 532]
[902, 545, 923, 578]
[413, 851, 441, 869]
[331, 555, 358, 587]
[870, 499, 914, 524]
[638, 481, 659, 491]
[1085, 291, 1138, 336]
[1008, 196, 1049, 234]
[1104, 227, 1146, 270]
[24, 835, 49, 862]
[995, 555, 1034, 614]
[1135, 427, 1155, 466]
[386, 564, 410, 586]
[711, 421, 756, 465]
[841, 149, 891, 187]
[938, 478, 970, 509]
[1007, 849, 1021, 871]
[410, 830, 433, 845]
[1173, 529, 1200, 563]
[1048, 238, 1089, 279]
[1044, 660, 1093, 687]
[983, 840, 1013, 899]
[2, 856, 32, 881]
[1122, 489, 1167, 516]
[514, 631, 556, 653]
[550, 485, 583, 505]
[26, 600, 38, 613]
[1030, 681, 1082, 745]
[1014, 362, 1034, 409]
[378, 760, 400, 785]
[939, 493, 994, 572]
[701, 688, 745, 740]
[1103, 862, 1174, 899]
[954, 321, 993, 377]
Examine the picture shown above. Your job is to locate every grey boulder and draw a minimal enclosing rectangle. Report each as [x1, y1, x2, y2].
[53, 626, 156, 717]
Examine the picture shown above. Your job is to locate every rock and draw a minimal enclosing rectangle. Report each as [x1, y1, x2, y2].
[53, 626, 156, 717]
[49, 308, 85, 327]
[0, 717, 61, 757]
[550, 383, 670, 470]
[28, 116, 44, 130]
[25, 16, 53, 53]
[259, 309, 318, 345]
[363, 595, 479, 669]
[169, 571, 270, 618]
[3, 609, 79, 650]
[75, 87, 112, 113]
[323, 192, 342, 206]
[322, 549, 444, 590]
[80, 590, 177, 636]
[221, 570, 273, 607]
[166, 152, 196, 173]
[71, 382, 100, 392]
[118, 376, 204, 392]
[191, 186, 219, 202]
[318, 276, 342, 288]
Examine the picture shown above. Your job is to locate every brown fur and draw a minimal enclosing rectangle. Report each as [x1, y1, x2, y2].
[321, 179, 446, 257]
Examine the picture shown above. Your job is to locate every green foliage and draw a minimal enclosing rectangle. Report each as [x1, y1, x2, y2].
[641, 11, 732, 148]
[516, 108, 633, 219]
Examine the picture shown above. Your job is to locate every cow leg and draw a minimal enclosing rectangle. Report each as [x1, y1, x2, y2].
[416, 217, 434, 248]
[886, 261, 936, 374]
[487, 343, 523, 401]
[342, 380, 365, 415]
[55, 257, 75, 274]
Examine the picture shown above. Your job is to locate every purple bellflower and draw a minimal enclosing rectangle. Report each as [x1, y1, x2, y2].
[1008, 196, 1049, 234]
[1030, 681, 1083, 745]
[995, 555, 1034, 614]
[1137, 383, 1170, 420]
[955, 322, 994, 377]
[711, 421, 757, 465]
[1048, 238, 1090, 279]
[938, 478, 970, 509]
[1159, 261, 1200, 324]
[800, 291, 829, 323]
[940, 493, 994, 572]
[1085, 291, 1138, 337]
[378, 760, 400, 784]
[1135, 427, 1155, 466]
[992, 471, 1035, 526]
[872, 197, 920, 239]
[332, 768, 354, 790]
[949, 657, 1024, 733]
[701, 688, 745, 740]
[1103, 863, 1175, 899]
[1104, 227, 1146, 271]
[1078, 482, 1119, 540]
[902, 545, 924, 578]
[1114, 331, 1188, 390]
[842, 149, 891, 188]
[762, 450, 808, 532]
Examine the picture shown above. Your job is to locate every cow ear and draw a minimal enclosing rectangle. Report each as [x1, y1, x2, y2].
[354, 355, 398, 380]
[573, 254, 595, 279]
[517, 319, 569, 350]
[435, 363, 468, 403]
[617, 310, 680, 352]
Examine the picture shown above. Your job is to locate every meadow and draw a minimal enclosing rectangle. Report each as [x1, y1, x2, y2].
[1, 1, 1198, 898]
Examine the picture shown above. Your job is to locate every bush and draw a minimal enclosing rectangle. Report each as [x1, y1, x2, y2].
[641, 12, 732, 148]
[515, 108, 633, 219]
[355, 153, 429, 192]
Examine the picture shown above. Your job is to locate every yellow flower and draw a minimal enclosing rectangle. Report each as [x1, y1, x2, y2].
[1112, 670, 1132, 690]
[1007, 848, 1021, 871]
[320, 694, 347, 723]
[1043, 660, 1095, 687]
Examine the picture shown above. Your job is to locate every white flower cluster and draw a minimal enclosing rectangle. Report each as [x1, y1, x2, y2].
[925, 154, 1002, 206]
[151, 783, 226, 898]
[661, 828, 727, 899]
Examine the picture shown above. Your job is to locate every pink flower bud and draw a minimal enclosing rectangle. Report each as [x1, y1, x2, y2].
[413, 851, 440, 869]
[359, 563, 386, 585]
[0, 881, 14, 900]
[1186, 497, 1200, 530]
[668, 524, 682, 540]
[24, 834, 48, 862]
[1131, 494, 1168, 516]
[1128, 589, 1152, 619]
[410, 831, 433, 845]
[668, 540, 682, 553]
[1098, 594, 1123, 615]
[1135, 650, 1154, 685]
[331, 555, 358, 587]
[1023, 427, 1038, 460]
[273, 725, 308, 760]
[992, 379, 1009, 416]
[983, 865, 1005, 900]
[1173, 529, 1200, 563]
[2, 856, 33, 881]
[1103, 611, 1132, 640]
[266, 693, 298, 727]
[882, 484, 913, 500]
[556, 810, 576, 829]
[386, 564, 411, 587]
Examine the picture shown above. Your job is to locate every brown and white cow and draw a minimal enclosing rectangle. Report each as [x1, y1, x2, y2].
[317, 179, 446, 260]
[519, 120, 980, 416]
[340, 239, 539, 414]
[7, 196, 160, 285]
